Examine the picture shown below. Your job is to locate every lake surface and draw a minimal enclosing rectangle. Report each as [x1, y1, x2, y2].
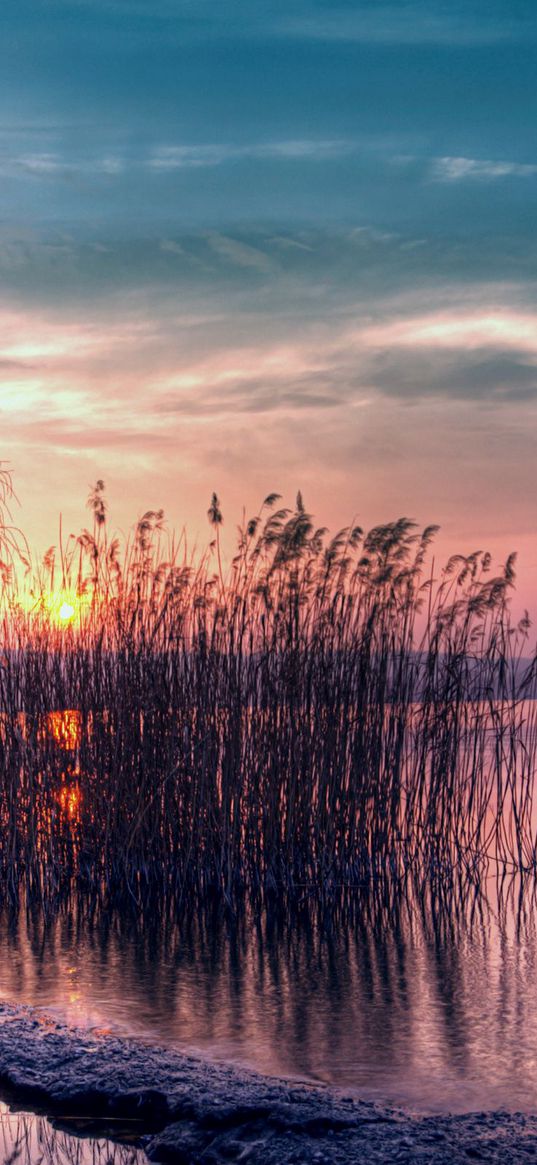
[1, 882, 537, 1116]
[0, 1102, 145, 1164]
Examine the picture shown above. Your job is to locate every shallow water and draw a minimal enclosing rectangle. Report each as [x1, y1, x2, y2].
[1, 883, 537, 1115]
[0, 1102, 145, 1164]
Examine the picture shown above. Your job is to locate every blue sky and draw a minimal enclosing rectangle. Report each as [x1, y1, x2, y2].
[1, 0, 536, 602]
[3, 0, 537, 231]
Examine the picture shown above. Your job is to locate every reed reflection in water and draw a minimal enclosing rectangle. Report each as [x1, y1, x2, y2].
[0, 1103, 144, 1164]
[1, 881, 537, 1114]
[2, 687, 537, 911]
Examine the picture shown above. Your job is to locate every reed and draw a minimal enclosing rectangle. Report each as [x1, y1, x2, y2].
[0, 473, 535, 907]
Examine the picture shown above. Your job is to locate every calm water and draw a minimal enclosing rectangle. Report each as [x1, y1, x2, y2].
[0, 1102, 145, 1164]
[2, 708, 537, 1120]
[1, 884, 537, 1116]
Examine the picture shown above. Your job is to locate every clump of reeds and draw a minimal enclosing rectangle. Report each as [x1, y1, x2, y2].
[0, 472, 535, 908]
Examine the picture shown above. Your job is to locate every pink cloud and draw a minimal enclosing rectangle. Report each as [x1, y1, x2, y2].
[1, 291, 536, 616]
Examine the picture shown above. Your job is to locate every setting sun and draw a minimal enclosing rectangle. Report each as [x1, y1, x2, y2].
[0, 3, 536, 1157]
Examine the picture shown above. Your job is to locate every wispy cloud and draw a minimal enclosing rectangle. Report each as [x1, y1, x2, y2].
[2, 274, 536, 604]
[205, 234, 276, 274]
[432, 156, 537, 182]
[21, 0, 537, 48]
[0, 139, 353, 185]
[358, 310, 537, 353]
[4, 294, 537, 445]
[148, 139, 353, 170]
[278, 5, 537, 46]
[5, 151, 125, 178]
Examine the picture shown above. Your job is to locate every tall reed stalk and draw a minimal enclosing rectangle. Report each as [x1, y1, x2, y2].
[0, 475, 535, 906]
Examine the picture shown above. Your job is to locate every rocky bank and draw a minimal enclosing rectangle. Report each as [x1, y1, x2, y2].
[0, 1002, 536, 1163]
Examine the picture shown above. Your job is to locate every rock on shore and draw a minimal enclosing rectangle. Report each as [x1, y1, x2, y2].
[0, 1002, 536, 1163]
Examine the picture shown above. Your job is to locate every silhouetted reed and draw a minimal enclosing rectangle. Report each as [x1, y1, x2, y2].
[0, 473, 535, 907]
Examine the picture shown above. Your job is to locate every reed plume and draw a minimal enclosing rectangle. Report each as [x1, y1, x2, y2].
[0, 471, 535, 908]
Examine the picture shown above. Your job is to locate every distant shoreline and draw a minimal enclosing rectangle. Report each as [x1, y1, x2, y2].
[0, 1002, 536, 1164]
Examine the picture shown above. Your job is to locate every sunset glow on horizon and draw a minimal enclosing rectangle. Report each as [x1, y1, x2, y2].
[1, 9, 537, 1149]
[1, 0, 536, 612]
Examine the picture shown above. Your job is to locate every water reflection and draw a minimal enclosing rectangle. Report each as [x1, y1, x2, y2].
[42, 710, 83, 821]
[1, 883, 537, 1114]
[2, 709, 537, 1116]
[3, 701, 537, 899]
[0, 1103, 145, 1164]
[41, 710, 83, 753]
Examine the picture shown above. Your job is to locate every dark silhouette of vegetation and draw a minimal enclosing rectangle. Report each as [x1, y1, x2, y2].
[0, 471, 535, 908]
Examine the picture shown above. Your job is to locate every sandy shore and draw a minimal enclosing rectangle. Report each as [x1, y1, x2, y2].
[0, 1002, 536, 1163]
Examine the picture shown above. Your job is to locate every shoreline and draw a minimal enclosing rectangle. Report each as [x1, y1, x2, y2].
[0, 1004, 536, 1162]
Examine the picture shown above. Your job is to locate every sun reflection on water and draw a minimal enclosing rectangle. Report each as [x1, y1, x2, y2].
[58, 782, 81, 820]
[44, 709, 82, 752]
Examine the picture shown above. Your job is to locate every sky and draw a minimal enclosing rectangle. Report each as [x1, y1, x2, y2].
[1, 0, 536, 608]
